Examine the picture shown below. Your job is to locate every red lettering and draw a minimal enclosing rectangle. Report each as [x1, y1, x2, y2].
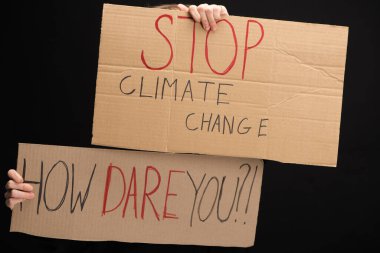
[163, 170, 185, 219]
[141, 14, 174, 70]
[242, 19, 264, 80]
[178, 16, 196, 73]
[122, 166, 138, 218]
[205, 19, 238, 75]
[101, 163, 126, 216]
[141, 166, 161, 220]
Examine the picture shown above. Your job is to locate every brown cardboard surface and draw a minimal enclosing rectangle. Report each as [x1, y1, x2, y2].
[92, 4, 349, 166]
[11, 143, 264, 247]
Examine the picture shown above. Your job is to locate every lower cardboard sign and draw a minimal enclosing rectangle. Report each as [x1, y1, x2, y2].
[10, 143, 263, 247]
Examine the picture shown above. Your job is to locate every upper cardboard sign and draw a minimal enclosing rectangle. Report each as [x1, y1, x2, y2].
[11, 143, 263, 247]
[92, 4, 349, 166]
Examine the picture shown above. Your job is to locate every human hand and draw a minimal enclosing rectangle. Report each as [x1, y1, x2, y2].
[4, 169, 35, 210]
[177, 3, 229, 31]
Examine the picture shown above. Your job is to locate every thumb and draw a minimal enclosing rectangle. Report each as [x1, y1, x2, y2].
[177, 4, 189, 12]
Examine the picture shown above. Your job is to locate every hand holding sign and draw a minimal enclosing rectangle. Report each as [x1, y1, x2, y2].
[5, 169, 35, 210]
[10, 144, 264, 247]
[92, 4, 348, 167]
[178, 4, 229, 31]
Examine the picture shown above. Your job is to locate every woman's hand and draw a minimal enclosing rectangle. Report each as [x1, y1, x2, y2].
[177, 3, 229, 31]
[4, 169, 35, 210]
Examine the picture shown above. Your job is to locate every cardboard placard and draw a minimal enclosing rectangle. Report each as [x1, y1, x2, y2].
[92, 4, 349, 167]
[11, 143, 264, 247]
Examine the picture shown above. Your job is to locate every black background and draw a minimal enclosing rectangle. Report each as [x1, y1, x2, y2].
[1, 0, 379, 252]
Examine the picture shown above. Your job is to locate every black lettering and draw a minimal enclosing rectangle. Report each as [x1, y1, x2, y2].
[211, 114, 221, 132]
[258, 118, 269, 137]
[185, 113, 198, 131]
[236, 163, 251, 212]
[21, 159, 44, 214]
[198, 81, 215, 101]
[70, 164, 96, 213]
[187, 171, 206, 227]
[181, 80, 194, 101]
[223, 115, 234, 134]
[154, 77, 159, 99]
[201, 113, 212, 131]
[245, 165, 258, 213]
[139, 76, 153, 98]
[161, 78, 178, 100]
[43, 161, 69, 212]
[119, 75, 135, 95]
[197, 176, 219, 222]
[217, 83, 233, 105]
[217, 176, 239, 222]
[237, 117, 251, 134]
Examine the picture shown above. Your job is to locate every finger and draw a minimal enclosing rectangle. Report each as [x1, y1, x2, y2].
[212, 5, 222, 20]
[197, 4, 210, 31]
[4, 189, 35, 200]
[188, 5, 201, 22]
[220, 6, 229, 17]
[177, 4, 189, 12]
[206, 6, 217, 31]
[5, 198, 24, 210]
[5, 180, 33, 192]
[8, 169, 23, 183]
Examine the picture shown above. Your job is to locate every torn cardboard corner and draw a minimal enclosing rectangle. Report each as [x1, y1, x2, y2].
[11, 143, 264, 247]
[92, 4, 349, 167]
